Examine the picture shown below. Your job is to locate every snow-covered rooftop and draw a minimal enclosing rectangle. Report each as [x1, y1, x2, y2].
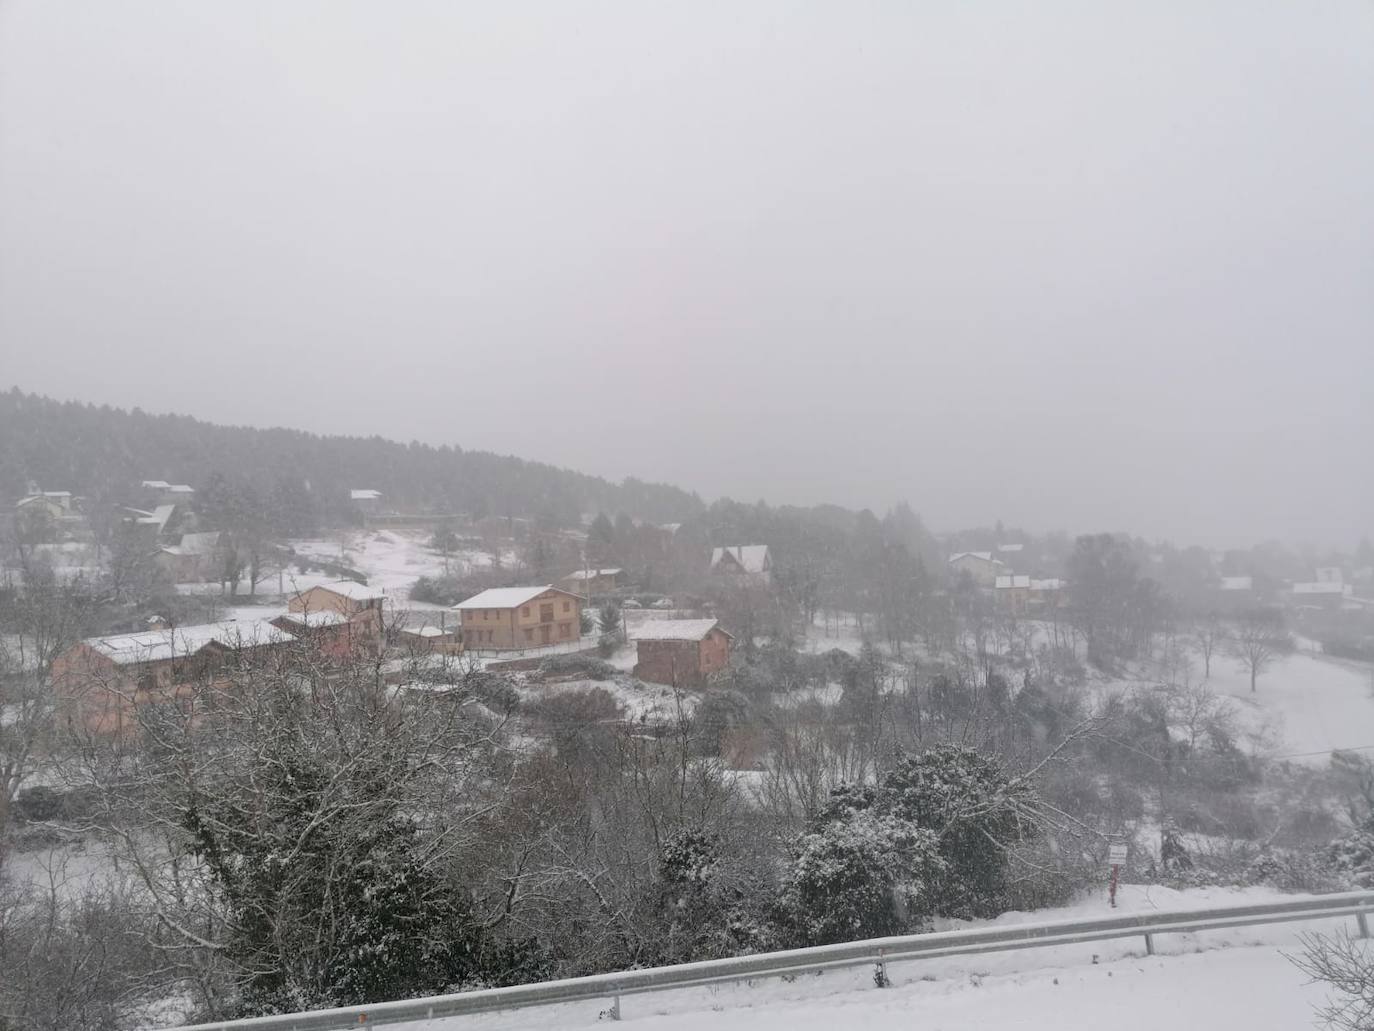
[563, 568, 622, 580]
[83, 619, 294, 665]
[1292, 581, 1348, 595]
[1219, 576, 1253, 591]
[141, 480, 170, 489]
[710, 545, 770, 573]
[275, 610, 349, 628]
[996, 543, 1024, 553]
[351, 489, 382, 501]
[631, 619, 727, 642]
[455, 585, 565, 610]
[399, 625, 449, 638]
[137, 504, 177, 530]
[949, 551, 998, 564]
[311, 579, 385, 601]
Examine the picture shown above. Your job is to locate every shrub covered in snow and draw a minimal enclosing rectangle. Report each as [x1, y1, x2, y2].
[783, 808, 944, 945]
[781, 745, 1039, 942]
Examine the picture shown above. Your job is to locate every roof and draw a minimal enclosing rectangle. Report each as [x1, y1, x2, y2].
[83, 619, 294, 666]
[995, 575, 1031, 589]
[454, 585, 576, 610]
[399, 625, 449, 638]
[275, 610, 349, 628]
[16, 495, 62, 508]
[1030, 578, 1065, 591]
[167, 484, 194, 494]
[1292, 582, 1347, 595]
[136, 504, 177, 531]
[142, 480, 170, 489]
[710, 545, 770, 573]
[177, 531, 222, 555]
[631, 619, 730, 642]
[563, 568, 622, 581]
[949, 551, 996, 564]
[42, 491, 72, 498]
[996, 543, 1024, 553]
[307, 579, 384, 601]
[351, 489, 382, 501]
[1219, 576, 1253, 591]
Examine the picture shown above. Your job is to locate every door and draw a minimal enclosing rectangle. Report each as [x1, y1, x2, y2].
[539, 623, 552, 644]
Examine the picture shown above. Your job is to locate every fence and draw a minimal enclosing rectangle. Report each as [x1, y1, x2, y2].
[167, 890, 1374, 1031]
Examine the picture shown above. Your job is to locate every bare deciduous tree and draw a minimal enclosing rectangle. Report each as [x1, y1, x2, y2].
[1292, 931, 1374, 1031]
[1229, 607, 1288, 693]
[1194, 610, 1223, 679]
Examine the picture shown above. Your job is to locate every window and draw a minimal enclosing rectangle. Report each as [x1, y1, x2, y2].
[540, 603, 554, 623]
[522, 606, 530, 617]
[560, 622, 571, 638]
[563, 600, 570, 612]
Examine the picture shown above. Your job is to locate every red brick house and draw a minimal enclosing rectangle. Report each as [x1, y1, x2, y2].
[632, 619, 732, 687]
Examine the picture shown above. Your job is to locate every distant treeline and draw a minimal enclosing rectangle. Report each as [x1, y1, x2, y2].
[0, 389, 703, 529]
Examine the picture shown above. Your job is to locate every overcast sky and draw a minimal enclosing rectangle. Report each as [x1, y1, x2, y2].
[2, 2, 1371, 549]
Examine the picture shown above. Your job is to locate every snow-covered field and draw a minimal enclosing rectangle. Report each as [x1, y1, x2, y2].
[377, 884, 1352, 1031]
[1101, 646, 1374, 766]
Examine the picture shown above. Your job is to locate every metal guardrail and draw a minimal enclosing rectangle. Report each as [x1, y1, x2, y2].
[169, 890, 1374, 1031]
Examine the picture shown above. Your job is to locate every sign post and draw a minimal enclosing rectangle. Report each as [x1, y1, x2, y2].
[1108, 843, 1128, 907]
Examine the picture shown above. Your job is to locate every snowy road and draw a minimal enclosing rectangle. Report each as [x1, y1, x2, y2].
[613, 946, 1330, 1031]
[377, 886, 1354, 1031]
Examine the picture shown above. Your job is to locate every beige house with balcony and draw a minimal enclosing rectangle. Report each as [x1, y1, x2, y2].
[454, 585, 583, 649]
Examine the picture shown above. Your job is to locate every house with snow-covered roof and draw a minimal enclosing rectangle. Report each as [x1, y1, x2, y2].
[710, 545, 772, 585]
[453, 585, 583, 649]
[632, 619, 732, 686]
[559, 568, 623, 595]
[285, 580, 387, 654]
[52, 619, 295, 736]
[948, 551, 1007, 586]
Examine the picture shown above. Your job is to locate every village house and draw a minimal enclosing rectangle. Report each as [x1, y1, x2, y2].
[52, 619, 295, 736]
[710, 545, 772, 584]
[454, 585, 583, 649]
[350, 488, 383, 519]
[1289, 581, 1351, 611]
[993, 576, 1065, 614]
[993, 575, 1031, 612]
[559, 567, 622, 596]
[392, 624, 461, 655]
[291, 579, 386, 618]
[15, 490, 88, 538]
[948, 551, 1008, 586]
[125, 503, 180, 538]
[16, 490, 74, 520]
[141, 480, 196, 505]
[632, 619, 732, 687]
[156, 530, 226, 581]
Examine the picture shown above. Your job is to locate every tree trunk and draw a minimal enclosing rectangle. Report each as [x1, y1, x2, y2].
[1251, 665, 1257, 692]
